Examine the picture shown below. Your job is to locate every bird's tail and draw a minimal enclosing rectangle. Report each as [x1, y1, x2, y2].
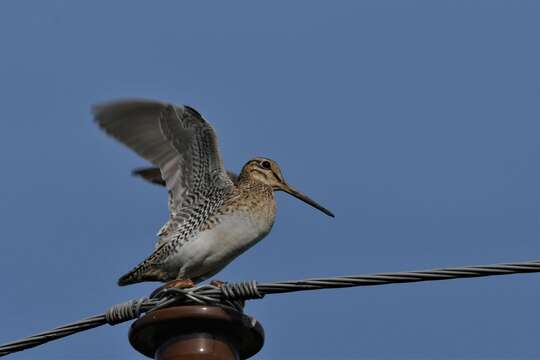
[117, 259, 167, 286]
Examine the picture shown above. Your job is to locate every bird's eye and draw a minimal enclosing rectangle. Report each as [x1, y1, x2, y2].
[261, 161, 271, 169]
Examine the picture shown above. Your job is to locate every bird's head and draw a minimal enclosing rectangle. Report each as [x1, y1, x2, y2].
[240, 157, 334, 217]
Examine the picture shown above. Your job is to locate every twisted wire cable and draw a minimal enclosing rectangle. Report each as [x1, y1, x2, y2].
[1, 259, 539, 357]
[0, 298, 164, 357]
[257, 260, 540, 295]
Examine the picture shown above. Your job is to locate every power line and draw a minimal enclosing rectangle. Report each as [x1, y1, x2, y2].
[1, 259, 539, 357]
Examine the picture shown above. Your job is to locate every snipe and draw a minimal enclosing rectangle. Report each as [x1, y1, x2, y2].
[93, 100, 334, 287]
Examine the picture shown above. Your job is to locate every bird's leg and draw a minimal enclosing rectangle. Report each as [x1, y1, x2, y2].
[150, 278, 195, 298]
[165, 278, 195, 289]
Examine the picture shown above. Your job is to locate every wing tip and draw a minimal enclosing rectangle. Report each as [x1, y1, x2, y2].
[184, 105, 202, 118]
[91, 99, 168, 123]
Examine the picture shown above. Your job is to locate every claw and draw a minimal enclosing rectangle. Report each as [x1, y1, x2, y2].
[150, 278, 194, 298]
[210, 280, 226, 288]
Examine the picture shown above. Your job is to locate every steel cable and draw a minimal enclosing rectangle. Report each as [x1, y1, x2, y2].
[1, 259, 539, 357]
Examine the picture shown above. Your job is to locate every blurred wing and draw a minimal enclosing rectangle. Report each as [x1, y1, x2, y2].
[93, 100, 234, 210]
[132, 166, 238, 187]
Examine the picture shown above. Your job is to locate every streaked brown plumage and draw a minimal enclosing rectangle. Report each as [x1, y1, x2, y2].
[93, 99, 334, 287]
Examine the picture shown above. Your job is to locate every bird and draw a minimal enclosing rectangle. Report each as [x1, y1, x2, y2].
[93, 100, 334, 288]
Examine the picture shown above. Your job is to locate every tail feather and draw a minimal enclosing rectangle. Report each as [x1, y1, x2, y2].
[117, 270, 139, 286]
[132, 167, 166, 186]
[117, 261, 167, 286]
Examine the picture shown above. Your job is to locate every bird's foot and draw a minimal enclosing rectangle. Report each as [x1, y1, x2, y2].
[150, 278, 195, 298]
[210, 279, 226, 288]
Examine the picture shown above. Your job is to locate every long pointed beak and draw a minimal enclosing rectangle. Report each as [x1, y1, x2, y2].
[280, 183, 335, 217]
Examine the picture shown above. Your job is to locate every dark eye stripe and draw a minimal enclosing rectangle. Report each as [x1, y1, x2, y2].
[271, 169, 281, 182]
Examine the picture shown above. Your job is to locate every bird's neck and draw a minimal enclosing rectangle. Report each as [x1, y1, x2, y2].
[236, 174, 273, 193]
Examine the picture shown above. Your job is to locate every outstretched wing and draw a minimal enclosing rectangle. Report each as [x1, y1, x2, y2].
[132, 166, 238, 187]
[93, 100, 234, 211]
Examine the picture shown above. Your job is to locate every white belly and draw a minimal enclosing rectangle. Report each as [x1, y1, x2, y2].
[172, 211, 274, 282]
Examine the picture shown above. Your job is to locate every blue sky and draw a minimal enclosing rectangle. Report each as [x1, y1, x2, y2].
[0, 1, 538, 359]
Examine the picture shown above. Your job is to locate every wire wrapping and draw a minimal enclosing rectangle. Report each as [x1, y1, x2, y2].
[104, 298, 146, 325]
[0, 259, 539, 357]
[221, 281, 263, 300]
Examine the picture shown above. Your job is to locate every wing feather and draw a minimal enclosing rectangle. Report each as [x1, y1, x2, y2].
[132, 166, 238, 187]
[93, 100, 234, 210]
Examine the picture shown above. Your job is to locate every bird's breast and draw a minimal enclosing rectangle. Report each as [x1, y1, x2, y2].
[208, 206, 275, 255]
[169, 191, 276, 282]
